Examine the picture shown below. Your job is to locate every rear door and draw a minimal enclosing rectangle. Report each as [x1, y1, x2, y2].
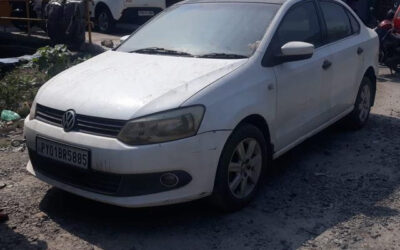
[318, 0, 364, 116]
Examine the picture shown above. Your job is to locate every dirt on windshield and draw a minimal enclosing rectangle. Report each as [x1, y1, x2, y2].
[1, 68, 400, 250]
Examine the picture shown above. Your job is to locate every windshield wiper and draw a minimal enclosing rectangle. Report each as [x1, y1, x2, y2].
[198, 53, 248, 59]
[130, 47, 194, 57]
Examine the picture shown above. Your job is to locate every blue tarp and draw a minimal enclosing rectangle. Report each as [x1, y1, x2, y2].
[0, 54, 38, 65]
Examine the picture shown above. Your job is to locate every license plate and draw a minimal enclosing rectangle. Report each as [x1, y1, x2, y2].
[36, 137, 90, 170]
[138, 10, 155, 16]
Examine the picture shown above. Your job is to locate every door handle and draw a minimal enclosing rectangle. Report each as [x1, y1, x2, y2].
[357, 47, 364, 55]
[322, 60, 332, 70]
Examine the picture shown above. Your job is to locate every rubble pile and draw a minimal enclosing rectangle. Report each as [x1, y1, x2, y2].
[0, 116, 25, 153]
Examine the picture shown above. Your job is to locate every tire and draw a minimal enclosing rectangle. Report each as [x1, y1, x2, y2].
[11, 6, 29, 32]
[11, 3, 42, 32]
[390, 63, 400, 73]
[38, 2, 48, 32]
[345, 77, 374, 129]
[96, 6, 115, 33]
[210, 124, 269, 212]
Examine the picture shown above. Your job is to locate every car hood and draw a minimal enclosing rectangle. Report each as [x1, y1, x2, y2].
[36, 51, 247, 120]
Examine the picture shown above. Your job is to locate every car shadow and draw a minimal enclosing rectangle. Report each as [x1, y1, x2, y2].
[0, 223, 47, 249]
[38, 113, 400, 249]
[377, 66, 400, 83]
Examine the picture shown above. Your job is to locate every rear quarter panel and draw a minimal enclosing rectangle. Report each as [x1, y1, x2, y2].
[354, 27, 379, 103]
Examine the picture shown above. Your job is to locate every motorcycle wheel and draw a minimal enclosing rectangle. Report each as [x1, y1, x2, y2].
[11, 8, 29, 32]
[391, 65, 400, 73]
[379, 50, 385, 64]
[11, 3, 43, 32]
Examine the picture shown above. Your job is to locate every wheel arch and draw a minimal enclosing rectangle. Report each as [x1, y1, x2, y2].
[95, 2, 112, 18]
[235, 114, 274, 158]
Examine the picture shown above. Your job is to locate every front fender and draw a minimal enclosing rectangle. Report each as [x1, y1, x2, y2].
[183, 64, 277, 147]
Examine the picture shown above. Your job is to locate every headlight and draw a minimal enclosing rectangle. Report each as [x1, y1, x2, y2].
[29, 101, 37, 120]
[118, 105, 205, 145]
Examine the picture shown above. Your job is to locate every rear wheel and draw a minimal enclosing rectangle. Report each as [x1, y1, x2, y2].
[345, 77, 373, 129]
[210, 124, 268, 212]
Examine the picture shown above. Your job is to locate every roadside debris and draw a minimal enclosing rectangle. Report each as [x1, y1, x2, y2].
[11, 139, 26, 148]
[0, 182, 6, 189]
[1, 110, 21, 122]
[12, 146, 26, 153]
[101, 40, 114, 49]
[0, 119, 25, 152]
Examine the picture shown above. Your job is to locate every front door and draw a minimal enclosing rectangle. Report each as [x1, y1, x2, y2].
[271, 0, 333, 151]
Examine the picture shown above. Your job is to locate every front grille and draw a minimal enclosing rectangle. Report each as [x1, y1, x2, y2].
[35, 104, 127, 137]
[29, 149, 192, 197]
[29, 150, 122, 195]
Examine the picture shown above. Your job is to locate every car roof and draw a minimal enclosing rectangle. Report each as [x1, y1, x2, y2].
[181, 0, 287, 5]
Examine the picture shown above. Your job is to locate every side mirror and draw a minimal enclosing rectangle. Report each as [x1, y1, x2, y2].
[120, 35, 130, 43]
[276, 41, 314, 63]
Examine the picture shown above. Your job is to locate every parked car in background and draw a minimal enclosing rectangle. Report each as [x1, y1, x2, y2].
[25, 0, 379, 211]
[92, 0, 181, 33]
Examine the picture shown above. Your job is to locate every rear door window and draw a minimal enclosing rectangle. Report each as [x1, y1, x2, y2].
[347, 9, 360, 34]
[320, 1, 352, 42]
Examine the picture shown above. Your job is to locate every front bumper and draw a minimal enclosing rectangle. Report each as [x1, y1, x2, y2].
[24, 118, 231, 207]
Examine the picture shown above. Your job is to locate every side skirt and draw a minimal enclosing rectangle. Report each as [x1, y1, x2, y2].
[272, 106, 354, 159]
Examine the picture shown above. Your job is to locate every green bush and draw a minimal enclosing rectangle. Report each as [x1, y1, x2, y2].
[0, 67, 46, 113]
[31, 44, 91, 78]
[0, 45, 92, 115]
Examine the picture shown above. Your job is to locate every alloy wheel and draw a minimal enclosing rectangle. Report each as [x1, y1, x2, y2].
[358, 84, 371, 122]
[98, 12, 110, 32]
[228, 138, 262, 199]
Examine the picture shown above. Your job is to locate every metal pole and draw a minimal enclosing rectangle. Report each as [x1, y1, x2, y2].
[86, 0, 92, 44]
[25, 0, 31, 36]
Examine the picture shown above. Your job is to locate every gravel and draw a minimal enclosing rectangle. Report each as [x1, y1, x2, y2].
[1, 68, 400, 250]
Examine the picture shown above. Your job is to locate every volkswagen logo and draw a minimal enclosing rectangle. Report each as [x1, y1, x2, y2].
[62, 110, 77, 132]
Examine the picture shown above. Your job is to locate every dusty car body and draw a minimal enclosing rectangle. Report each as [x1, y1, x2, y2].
[25, 0, 379, 211]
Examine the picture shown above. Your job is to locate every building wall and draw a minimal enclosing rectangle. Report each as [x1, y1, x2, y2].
[0, 0, 11, 25]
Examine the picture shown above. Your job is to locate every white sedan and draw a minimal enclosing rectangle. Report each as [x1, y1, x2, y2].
[25, 0, 379, 211]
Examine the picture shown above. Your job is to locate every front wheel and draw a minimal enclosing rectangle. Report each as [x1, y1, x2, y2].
[345, 77, 373, 129]
[96, 7, 115, 33]
[210, 124, 269, 212]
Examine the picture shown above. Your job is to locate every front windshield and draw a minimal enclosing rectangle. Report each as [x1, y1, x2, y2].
[117, 3, 279, 58]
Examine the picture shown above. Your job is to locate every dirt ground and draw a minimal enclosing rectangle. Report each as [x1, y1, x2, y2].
[1, 67, 400, 250]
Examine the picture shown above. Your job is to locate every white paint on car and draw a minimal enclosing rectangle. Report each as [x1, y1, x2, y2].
[25, 0, 379, 208]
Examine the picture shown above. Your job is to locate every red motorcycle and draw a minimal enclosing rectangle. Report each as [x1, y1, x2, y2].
[376, 7, 396, 35]
[394, 6, 400, 33]
[375, 4, 400, 72]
